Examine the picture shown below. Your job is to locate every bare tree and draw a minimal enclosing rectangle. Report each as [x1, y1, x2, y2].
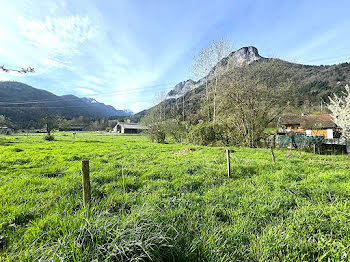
[191, 38, 234, 124]
[191, 45, 215, 118]
[210, 38, 234, 124]
[154, 90, 168, 121]
[327, 85, 350, 139]
[1, 65, 35, 74]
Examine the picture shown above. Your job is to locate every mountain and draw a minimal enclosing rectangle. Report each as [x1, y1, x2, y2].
[80, 97, 133, 116]
[167, 79, 197, 98]
[146, 46, 350, 124]
[0, 81, 132, 127]
[167, 46, 262, 98]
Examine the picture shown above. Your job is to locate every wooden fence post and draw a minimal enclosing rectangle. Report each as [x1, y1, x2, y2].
[81, 160, 91, 206]
[270, 146, 276, 164]
[226, 149, 231, 177]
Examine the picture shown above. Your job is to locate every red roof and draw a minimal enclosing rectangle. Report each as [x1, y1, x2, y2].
[279, 114, 336, 129]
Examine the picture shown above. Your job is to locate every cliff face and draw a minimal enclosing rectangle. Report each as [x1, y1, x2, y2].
[210, 46, 261, 74]
[167, 46, 262, 98]
[167, 79, 197, 98]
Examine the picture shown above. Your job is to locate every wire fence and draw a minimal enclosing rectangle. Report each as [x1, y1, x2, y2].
[277, 135, 324, 148]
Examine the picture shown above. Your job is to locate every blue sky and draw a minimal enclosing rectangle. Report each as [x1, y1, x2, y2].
[1, 0, 350, 112]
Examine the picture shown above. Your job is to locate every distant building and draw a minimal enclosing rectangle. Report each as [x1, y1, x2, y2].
[278, 114, 340, 139]
[0, 126, 14, 135]
[113, 121, 149, 134]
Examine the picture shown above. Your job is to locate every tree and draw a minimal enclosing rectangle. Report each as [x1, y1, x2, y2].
[164, 119, 187, 143]
[191, 46, 215, 120]
[0, 115, 13, 128]
[216, 60, 291, 147]
[151, 91, 168, 122]
[39, 110, 59, 135]
[41, 117, 57, 135]
[141, 116, 167, 143]
[191, 38, 234, 124]
[141, 91, 169, 143]
[210, 38, 234, 124]
[327, 85, 350, 139]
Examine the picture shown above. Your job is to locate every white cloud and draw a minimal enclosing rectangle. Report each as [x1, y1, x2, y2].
[41, 58, 60, 67]
[77, 88, 97, 95]
[17, 15, 98, 67]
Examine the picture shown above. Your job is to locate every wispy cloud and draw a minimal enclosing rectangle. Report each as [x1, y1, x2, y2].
[2, 0, 349, 113]
[0, 0, 231, 112]
[77, 87, 97, 95]
[17, 15, 98, 68]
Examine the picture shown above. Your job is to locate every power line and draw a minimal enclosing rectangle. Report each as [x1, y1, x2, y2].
[2, 52, 349, 108]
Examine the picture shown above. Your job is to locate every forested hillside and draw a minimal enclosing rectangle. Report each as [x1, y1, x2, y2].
[0, 81, 132, 128]
[141, 49, 350, 146]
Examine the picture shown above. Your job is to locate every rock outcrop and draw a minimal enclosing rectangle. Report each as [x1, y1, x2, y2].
[167, 46, 262, 99]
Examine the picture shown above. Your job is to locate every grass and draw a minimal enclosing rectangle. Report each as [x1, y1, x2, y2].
[0, 132, 350, 261]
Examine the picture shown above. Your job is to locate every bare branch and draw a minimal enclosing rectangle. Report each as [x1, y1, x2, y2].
[0, 65, 35, 74]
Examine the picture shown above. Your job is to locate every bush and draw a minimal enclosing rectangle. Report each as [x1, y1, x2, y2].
[44, 134, 55, 141]
[164, 119, 187, 143]
[187, 122, 216, 146]
[146, 123, 167, 143]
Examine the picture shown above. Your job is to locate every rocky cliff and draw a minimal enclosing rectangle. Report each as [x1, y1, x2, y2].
[167, 46, 262, 98]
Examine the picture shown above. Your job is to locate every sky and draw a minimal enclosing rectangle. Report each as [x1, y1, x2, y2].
[1, 0, 350, 113]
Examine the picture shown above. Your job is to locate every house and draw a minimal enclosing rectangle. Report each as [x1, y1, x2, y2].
[113, 121, 149, 134]
[278, 114, 340, 139]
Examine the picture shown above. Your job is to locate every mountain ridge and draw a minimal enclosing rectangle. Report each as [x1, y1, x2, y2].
[0, 81, 132, 128]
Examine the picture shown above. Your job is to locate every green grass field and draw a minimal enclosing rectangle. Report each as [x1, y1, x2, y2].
[0, 132, 350, 261]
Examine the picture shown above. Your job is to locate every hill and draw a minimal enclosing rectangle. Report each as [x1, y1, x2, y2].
[0, 81, 132, 128]
[147, 47, 350, 123]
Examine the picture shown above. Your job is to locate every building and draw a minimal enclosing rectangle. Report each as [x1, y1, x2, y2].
[113, 121, 149, 134]
[0, 126, 14, 135]
[278, 114, 340, 139]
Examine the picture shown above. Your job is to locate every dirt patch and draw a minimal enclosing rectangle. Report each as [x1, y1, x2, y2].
[285, 153, 294, 158]
[176, 148, 196, 155]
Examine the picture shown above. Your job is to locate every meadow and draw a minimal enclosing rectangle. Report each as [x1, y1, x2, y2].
[0, 132, 350, 261]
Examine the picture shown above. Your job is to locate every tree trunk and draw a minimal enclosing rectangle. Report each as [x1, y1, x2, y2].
[46, 123, 50, 135]
[213, 76, 218, 125]
[182, 95, 185, 121]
